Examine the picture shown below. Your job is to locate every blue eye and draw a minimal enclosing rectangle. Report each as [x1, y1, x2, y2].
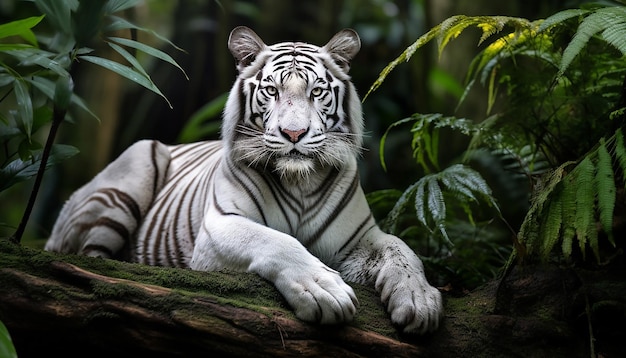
[265, 86, 277, 96]
[311, 87, 323, 96]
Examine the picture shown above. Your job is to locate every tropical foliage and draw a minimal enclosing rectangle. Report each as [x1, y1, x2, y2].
[367, 1, 626, 277]
[0, 0, 183, 242]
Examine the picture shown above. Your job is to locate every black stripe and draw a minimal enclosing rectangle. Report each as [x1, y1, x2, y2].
[337, 214, 376, 259]
[305, 172, 359, 247]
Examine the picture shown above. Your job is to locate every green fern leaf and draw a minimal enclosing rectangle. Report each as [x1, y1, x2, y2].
[560, 175, 577, 259]
[365, 15, 533, 99]
[383, 180, 419, 234]
[559, 6, 626, 75]
[599, 7, 626, 56]
[614, 128, 626, 186]
[426, 178, 454, 246]
[540, 191, 563, 260]
[379, 117, 416, 172]
[574, 157, 596, 261]
[518, 207, 540, 256]
[440, 170, 477, 203]
[538, 8, 590, 32]
[596, 139, 616, 245]
[414, 178, 429, 231]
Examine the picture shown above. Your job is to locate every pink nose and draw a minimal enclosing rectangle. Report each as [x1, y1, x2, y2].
[280, 128, 307, 143]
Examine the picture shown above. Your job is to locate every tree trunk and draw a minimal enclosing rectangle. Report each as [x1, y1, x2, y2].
[0, 239, 624, 357]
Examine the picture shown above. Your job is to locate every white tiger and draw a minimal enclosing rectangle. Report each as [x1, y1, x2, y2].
[46, 27, 443, 334]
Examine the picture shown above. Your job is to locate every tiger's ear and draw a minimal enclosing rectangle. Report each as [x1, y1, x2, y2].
[323, 29, 361, 71]
[228, 26, 267, 72]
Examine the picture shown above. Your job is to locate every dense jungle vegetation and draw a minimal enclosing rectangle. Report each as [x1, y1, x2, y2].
[1, 0, 625, 356]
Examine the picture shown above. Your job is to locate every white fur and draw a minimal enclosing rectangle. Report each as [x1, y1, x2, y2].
[46, 27, 443, 334]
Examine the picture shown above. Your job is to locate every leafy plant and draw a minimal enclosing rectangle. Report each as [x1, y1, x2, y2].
[0, 320, 17, 358]
[367, 2, 626, 267]
[1, 0, 185, 242]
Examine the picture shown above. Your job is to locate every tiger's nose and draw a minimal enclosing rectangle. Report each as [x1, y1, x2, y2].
[280, 127, 308, 143]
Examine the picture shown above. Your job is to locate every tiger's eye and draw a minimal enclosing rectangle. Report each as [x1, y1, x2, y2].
[265, 86, 277, 96]
[311, 87, 323, 96]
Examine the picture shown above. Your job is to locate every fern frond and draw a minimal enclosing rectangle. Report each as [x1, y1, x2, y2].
[599, 7, 626, 56]
[379, 117, 416, 172]
[538, 8, 590, 32]
[560, 175, 577, 259]
[426, 177, 452, 246]
[559, 6, 626, 75]
[414, 178, 429, 231]
[540, 191, 563, 259]
[365, 15, 534, 99]
[614, 128, 626, 186]
[595, 139, 616, 245]
[382, 180, 420, 234]
[573, 157, 596, 261]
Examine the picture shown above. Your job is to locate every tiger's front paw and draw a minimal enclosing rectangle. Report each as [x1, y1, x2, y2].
[377, 271, 443, 334]
[275, 265, 358, 325]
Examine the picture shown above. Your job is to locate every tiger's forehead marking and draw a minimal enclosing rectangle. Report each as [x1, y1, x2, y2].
[261, 42, 329, 87]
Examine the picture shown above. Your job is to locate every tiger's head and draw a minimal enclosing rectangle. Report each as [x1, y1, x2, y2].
[222, 26, 363, 182]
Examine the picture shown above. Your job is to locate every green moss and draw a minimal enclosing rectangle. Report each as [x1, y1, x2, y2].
[0, 238, 400, 338]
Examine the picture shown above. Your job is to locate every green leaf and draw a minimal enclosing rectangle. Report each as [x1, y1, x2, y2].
[614, 128, 626, 187]
[595, 139, 616, 245]
[34, 0, 76, 35]
[560, 175, 577, 259]
[0, 144, 79, 192]
[13, 79, 33, 139]
[0, 321, 17, 358]
[379, 117, 416, 172]
[573, 157, 596, 261]
[79, 55, 172, 108]
[109, 37, 188, 80]
[104, 0, 142, 14]
[178, 92, 228, 142]
[26, 76, 98, 120]
[104, 16, 186, 53]
[426, 177, 452, 246]
[540, 190, 562, 259]
[107, 42, 151, 79]
[538, 9, 590, 32]
[383, 180, 419, 234]
[5, 48, 70, 77]
[0, 15, 45, 46]
[558, 7, 626, 75]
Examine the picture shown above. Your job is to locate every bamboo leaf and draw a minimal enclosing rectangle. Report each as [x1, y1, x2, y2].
[13, 79, 33, 139]
[0, 15, 45, 46]
[109, 37, 188, 80]
[107, 42, 151, 79]
[0, 144, 79, 192]
[104, 0, 142, 14]
[79, 55, 172, 108]
[34, 0, 75, 35]
[104, 16, 186, 53]
[26, 76, 98, 120]
[595, 139, 616, 245]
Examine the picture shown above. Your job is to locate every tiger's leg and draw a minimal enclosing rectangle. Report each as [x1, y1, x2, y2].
[338, 228, 443, 334]
[45, 140, 170, 260]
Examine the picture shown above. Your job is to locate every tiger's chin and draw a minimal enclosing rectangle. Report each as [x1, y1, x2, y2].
[273, 156, 318, 183]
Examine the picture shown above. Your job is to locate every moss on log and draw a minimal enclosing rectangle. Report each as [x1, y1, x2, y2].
[1, 239, 624, 357]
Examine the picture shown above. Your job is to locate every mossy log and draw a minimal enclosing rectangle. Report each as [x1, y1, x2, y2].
[0, 239, 624, 357]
